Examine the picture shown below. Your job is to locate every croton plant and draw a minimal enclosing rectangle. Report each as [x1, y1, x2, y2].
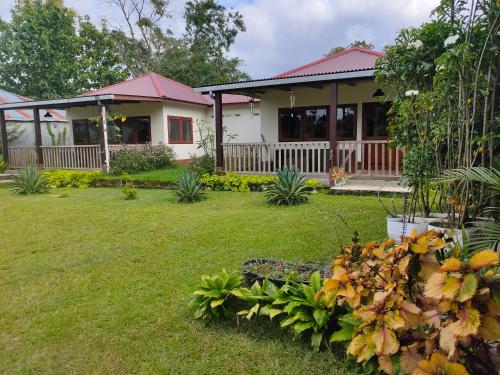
[316, 230, 500, 375]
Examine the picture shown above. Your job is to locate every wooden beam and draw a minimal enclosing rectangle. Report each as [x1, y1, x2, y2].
[305, 84, 325, 90]
[33, 108, 44, 167]
[214, 92, 223, 171]
[329, 82, 338, 169]
[0, 110, 8, 163]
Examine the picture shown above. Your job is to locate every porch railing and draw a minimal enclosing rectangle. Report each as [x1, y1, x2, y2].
[222, 141, 404, 176]
[7, 146, 38, 168]
[41, 145, 102, 170]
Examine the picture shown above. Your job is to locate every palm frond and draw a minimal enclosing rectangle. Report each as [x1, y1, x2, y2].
[468, 221, 500, 252]
[435, 167, 500, 196]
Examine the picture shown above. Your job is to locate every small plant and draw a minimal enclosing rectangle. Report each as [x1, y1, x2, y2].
[189, 153, 215, 176]
[0, 156, 6, 173]
[329, 167, 349, 186]
[43, 170, 101, 189]
[11, 167, 50, 195]
[122, 175, 138, 200]
[264, 168, 310, 206]
[192, 269, 243, 320]
[173, 171, 206, 203]
[305, 178, 322, 194]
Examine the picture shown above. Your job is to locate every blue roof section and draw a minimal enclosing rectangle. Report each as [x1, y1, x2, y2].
[0, 89, 67, 122]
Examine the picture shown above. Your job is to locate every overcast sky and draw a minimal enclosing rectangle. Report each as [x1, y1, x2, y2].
[0, 0, 440, 78]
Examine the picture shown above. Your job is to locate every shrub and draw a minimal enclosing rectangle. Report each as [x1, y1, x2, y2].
[0, 156, 6, 173]
[11, 167, 50, 195]
[110, 144, 175, 174]
[172, 171, 206, 203]
[192, 269, 243, 320]
[200, 172, 276, 192]
[43, 170, 101, 189]
[122, 175, 138, 200]
[264, 168, 311, 206]
[189, 154, 215, 176]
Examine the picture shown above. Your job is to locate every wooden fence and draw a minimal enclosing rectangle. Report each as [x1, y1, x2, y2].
[41, 145, 102, 170]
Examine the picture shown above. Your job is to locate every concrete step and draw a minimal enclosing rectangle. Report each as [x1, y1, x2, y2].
[331, 178, 411, 194]
[0, 173, 17, 181]
[0, 179, 13, 184]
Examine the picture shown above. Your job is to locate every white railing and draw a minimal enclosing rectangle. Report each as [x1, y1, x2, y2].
[223, 140, 404, 176]
[223, 141, 330, 174]
[7, 147, 38, 168]
[335, 140, 404, 176]
[41, 145, 102, 170]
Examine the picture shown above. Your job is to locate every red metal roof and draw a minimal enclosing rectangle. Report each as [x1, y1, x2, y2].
[274, 48, 383, 78]
[81, 73, 253, 106]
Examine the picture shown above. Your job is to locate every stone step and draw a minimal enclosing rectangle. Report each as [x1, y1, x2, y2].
[331, 178, 411, 194]
[0, 174, 17, 181]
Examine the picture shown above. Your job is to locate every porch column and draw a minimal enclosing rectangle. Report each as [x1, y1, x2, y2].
[329, 82, 338, 169]
[214, 92, 223, 172]
[98, 104, 110, 173]
[0, 110, 8, 163]
[33, 108, 44, 167]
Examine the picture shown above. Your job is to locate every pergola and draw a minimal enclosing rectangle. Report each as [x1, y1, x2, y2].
[0, 94, 164, 171]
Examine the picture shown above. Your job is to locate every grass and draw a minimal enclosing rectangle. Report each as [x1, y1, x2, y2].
[0, 188, 396, 374]
[100, 164, 187, 183]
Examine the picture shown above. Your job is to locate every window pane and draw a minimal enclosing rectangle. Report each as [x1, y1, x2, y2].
[304, 108, 328, 140]
[122, 124, 135, 143]
[73, 120, 88, 145]
[88, 122, 100, 144]
[337, 105, 356, 139]
[169, 118, 180, 142]
[136, 118, 151, 143]
[182, 119, 192, 143]
[364, 103, 390, 138]
[280, 109, 301, 140]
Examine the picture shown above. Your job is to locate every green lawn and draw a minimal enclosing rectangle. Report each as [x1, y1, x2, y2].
[100, 165, 187, 183]
[0, 188, 394, 374]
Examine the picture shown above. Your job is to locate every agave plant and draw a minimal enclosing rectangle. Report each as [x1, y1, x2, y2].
[172, 171, 206, 203]
[10, 167, 50, 195]
[264, 168, 310, 206]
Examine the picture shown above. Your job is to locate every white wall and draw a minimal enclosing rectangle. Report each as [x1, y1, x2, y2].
[214, 103, 262, 143]
[8, 121, 73, 146]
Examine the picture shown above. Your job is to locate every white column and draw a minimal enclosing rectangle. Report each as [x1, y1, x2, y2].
[101, 105, 111, 173]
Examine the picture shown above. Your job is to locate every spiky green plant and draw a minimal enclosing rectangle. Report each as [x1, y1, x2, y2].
[10, 167, 50, 195]
[172, 171, 206, 203]
[264, 168, 310, 206]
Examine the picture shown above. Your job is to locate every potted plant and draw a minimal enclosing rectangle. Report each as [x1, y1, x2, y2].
[329, 167, 349, 187]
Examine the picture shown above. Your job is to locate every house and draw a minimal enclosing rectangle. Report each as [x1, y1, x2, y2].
[0, 89, 70, 146]
[193, 48, 404, 179]
[0, 74, 260, 169]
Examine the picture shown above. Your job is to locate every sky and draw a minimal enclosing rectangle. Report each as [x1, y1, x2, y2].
[0, 0, 440, 79]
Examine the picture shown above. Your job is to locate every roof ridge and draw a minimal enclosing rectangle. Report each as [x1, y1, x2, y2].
[274, 47, 383, 78]
[81, 73, 145, 96]
[155, 74, 213, 104]
[148, 72, 167, 97]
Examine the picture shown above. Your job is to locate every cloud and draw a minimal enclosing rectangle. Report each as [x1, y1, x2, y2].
[0, 0, 440, 79]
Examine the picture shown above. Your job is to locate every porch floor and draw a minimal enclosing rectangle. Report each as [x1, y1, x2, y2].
[330, 177, 411, 194]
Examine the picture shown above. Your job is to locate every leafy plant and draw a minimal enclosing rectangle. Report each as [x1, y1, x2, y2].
[172, 171, 206, 203]
[11, 167, 50, 195]
[264, 168, 311, 206]
[189, 153, 215, 176]
[110, 144, 175, 174]
[201, 172, 276, 192]
[122, 175, 138, 200]
[192, 269, 243, 320]
[43, 170, 101, 189]
[0, 156, 6, 173]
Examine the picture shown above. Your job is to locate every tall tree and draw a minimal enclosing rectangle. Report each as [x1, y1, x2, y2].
[326, 40, 375, 56]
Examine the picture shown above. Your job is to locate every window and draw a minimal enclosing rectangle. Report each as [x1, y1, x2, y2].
[168, 116, 193, 144]
[72, 116, 151, 145]
[72, 119, 100, 145]
[363, 103, 391, 139]
[336, 104, 357, 140]
[278, 106, 329, 141]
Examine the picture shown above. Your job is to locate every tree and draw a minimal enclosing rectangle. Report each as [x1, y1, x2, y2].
[325, 40, 375, 56]
[0, 0, 129, 98]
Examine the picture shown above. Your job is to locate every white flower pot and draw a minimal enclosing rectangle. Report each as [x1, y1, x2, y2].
[387, 217, 428, 243]
[428, 222, 477, 248]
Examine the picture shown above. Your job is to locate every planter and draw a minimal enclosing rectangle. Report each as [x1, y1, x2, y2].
[333, 177, 347, 187]
[241, 259, 323, 287]
[387, 217, 428, 243]
[428, 221, 478, 247]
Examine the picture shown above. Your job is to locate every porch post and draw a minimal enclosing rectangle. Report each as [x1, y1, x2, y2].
[33, 108, 44, 167]
[329, 82, 338, 169]
[0, 110, 8, 163]
[99, 103, 110, 173]
[214, 92, 224, 172]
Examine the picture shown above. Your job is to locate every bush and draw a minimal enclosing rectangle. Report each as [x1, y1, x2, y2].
[43, 170, 101, 189]
[172, 171, 206, 203]
[0, 156, 6, 173]
[200, 173, 276, 192]
[189, 154, 215, 176]
[11, 167, 50, 195]
[122, 175, 138, 200]
[264, 168, 311, 206]
[110, 144, 175, 174]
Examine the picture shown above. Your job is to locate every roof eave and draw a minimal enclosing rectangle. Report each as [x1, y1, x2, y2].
[0, 94, 115, 110]
[193, 69, 376, 94]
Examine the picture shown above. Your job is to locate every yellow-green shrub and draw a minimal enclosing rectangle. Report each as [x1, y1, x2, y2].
[200, 173, 276, 192]
[43, 170, 101, 189]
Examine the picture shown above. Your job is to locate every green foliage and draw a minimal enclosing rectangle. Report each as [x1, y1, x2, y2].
[326, 40, 374, 56]
[43, 170, 101, 189]
[264, 168, 311, 206]
[0, 156, 6, 173]
[192, 269, 243, 320]
[189, 154, 215, 176]
[122, 175, 138, 200]
[329, 312, 361, 343]
[11, 167, 50, 195]
[110, 145, 175, 174]
[172, 171, 206, 203]
[200, 172, 276, 192]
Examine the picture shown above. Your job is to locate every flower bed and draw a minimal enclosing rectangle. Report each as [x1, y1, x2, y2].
[241, 259, 323, 286]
